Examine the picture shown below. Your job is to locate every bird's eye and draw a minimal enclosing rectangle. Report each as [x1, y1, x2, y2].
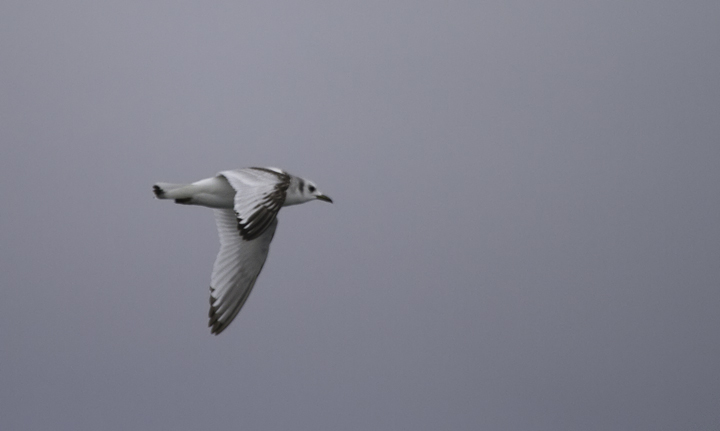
[309, 185, 316, 193]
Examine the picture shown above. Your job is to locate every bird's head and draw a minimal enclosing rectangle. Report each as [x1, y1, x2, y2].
[304, 180, 333, 203]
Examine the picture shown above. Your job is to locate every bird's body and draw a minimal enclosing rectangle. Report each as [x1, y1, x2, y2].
[153, 167, 332, 334]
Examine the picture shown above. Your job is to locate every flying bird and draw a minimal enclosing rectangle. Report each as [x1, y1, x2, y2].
[153, 167, 332, 335]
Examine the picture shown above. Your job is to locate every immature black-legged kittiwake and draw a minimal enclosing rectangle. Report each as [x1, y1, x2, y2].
[153, 167, 332, 335]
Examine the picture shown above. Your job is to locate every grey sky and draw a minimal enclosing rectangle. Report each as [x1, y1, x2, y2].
[2, 1, 719, 430]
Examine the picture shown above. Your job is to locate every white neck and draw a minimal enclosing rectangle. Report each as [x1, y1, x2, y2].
[283, 176, 313, 206]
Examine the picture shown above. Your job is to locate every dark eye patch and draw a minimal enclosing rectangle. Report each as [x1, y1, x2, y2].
[309, 185, 316, 193]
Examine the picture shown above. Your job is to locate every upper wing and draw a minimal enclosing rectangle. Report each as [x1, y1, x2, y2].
[219, 167, 290, 241]
[208, 208, 278, 335]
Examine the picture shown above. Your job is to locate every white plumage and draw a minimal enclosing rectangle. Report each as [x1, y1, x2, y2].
[153, 167, 332, 335]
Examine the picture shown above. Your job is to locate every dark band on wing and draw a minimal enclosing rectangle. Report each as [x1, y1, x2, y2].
[249, 167, 289, 180]
[236, 169, 290, 241]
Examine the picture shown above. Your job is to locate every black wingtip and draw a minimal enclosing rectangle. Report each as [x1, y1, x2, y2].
[209, 319, 225, 335]
[208, 287, 226, 335]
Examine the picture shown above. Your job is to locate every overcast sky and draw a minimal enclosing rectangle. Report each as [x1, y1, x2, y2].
[2, 1, 719, 430]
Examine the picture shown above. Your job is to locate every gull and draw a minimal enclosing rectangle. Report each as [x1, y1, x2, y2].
[153, 167, 332, 335]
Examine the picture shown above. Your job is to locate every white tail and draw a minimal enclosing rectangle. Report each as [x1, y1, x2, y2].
[152, 183, 192, 200]
[153, 176, 236, 208]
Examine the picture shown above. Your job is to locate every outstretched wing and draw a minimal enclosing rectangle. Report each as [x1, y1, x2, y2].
[219, 167, 290, 241]
[208, 208, 278, 335]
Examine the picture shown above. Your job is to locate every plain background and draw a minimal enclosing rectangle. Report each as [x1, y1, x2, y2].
[2, 1, 719, 430]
